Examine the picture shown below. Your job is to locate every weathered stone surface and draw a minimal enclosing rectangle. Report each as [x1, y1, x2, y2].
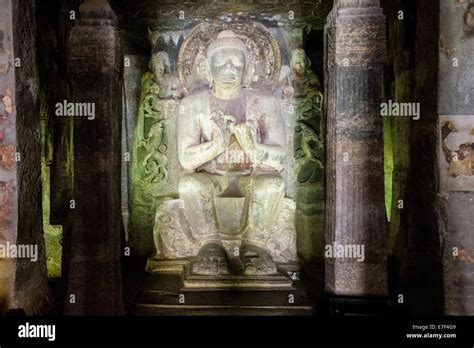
[324, 1, 387, 296]
[440, 192, 474, 315]
[35, 0, 75, 279]
[65, 0, 124, 315]
[36, 0, 76, 232]
[150, 197, 297, 263]
[439, 0, 474, 116]
[0, 0, 49, 314]
[122, 54, 147, 247]
[438, 0, 474, 315]
[439, 116, 474, 191]
[12, 0, 50, 313]
[130, 91, 182, 257]
[110, 0, 333, 54]
[0, 0, 17, 313]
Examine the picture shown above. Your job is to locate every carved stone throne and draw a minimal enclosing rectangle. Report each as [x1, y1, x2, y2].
[149, 195, 297, 265]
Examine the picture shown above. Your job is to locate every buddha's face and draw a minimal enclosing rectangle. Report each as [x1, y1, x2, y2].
[209, 47, 245, 91]
[291, 51, 307, 77]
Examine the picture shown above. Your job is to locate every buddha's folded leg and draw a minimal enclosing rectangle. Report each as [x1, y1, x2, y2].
[236, 173, 284, 275]
[239, 173, 285, 245]
[179, 173, 228, 245]
[179, 173, 230, 275]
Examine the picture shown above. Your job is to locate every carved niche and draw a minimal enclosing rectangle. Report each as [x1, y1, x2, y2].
[128, 21, 324, 273]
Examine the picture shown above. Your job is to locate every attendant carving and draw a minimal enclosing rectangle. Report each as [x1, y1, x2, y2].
[131, 51, 182, 208]
[281, 49, 324, 184]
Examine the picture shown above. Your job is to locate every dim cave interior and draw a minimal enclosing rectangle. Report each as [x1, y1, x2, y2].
[0, 0, 473, 317]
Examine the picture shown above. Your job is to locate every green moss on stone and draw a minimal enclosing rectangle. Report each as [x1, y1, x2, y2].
[384, 117, 394, 222]
[39, 91, 63, 278]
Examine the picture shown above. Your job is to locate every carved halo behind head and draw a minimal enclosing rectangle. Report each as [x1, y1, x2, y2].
[177, 22, 281, 95]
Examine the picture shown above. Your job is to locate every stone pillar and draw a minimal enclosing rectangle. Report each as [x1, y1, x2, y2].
[438, 0, 474, 315]
[324, 0, 387, 296]
[65, 0, 124, 315]
[0, 0, 49, 313]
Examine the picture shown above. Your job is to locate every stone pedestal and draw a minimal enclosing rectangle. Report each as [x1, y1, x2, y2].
[65, 0, 124, 315]
[324, 0, 387, 297]
[129, 272, 312, 316]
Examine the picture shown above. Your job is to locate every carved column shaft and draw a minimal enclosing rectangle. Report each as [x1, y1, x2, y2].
[0, 0, 49, 313]
[65, 0, 124, 314]
[324, 0, 387, 296]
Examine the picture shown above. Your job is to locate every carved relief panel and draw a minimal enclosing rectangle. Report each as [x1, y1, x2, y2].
[127, 18, 324, 270]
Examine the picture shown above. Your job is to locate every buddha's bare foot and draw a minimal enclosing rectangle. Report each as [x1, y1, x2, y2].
[191, 243, 229, 275]
[241, 243, 278, 275]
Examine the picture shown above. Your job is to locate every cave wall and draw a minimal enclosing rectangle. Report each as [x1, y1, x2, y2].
[438, 0, 474, 315]
[404, 0, 443, 315]
[380, 0, 415, 309]
[0, 0, 18, 314]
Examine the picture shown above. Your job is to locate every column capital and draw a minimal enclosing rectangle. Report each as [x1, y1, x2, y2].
[326, 0, 386, 67]
[79, 0, 115, 20]
[69, 0, 120, 76]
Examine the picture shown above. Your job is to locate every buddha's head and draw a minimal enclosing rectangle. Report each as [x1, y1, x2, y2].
[290, 49, 310, 78]
[207, 30, 248, 93]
